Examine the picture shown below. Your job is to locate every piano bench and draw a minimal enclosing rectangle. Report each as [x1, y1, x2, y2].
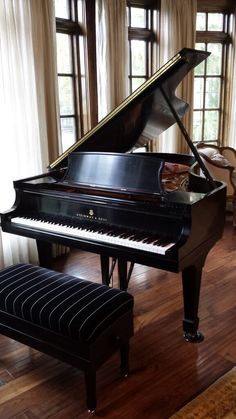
[0, 263, 134, 413]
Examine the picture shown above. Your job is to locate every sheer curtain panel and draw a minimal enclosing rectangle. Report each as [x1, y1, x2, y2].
[96, 0, 129, 120]
[0, 0, 59, 268]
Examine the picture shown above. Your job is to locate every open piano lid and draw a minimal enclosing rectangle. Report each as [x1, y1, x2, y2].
[49, 48, 210, 171]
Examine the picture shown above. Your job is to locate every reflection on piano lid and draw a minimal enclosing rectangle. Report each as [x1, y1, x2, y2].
[49, 48, 210, 170]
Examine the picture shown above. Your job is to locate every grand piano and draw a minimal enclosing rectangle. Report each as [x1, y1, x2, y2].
[0, 48, 226, 343]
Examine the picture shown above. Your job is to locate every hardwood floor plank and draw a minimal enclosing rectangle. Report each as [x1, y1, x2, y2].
[0, 360, 75, 406]
[0, 220, 235, 418]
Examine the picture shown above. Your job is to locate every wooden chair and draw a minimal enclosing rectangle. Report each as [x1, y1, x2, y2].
[196, 143, 236, 226]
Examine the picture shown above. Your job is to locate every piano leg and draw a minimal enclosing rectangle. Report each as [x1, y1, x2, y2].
[117, 259, 135, 291]
[100, 255, 110, 286]
[118, 258, 128, 291]
[36, 240, 53, 268]
[182, 265, 204, 343]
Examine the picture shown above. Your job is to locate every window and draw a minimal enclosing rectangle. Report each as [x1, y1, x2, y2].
[127, 2, 155, 93]
[55, 1, 156, 150]
[55, 0, 97, 152]
[193, 11, 231, 145]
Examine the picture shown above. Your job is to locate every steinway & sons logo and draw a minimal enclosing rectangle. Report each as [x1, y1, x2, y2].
[76, 208, 107, 222]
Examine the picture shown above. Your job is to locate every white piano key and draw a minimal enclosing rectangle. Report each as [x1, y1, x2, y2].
[11, 217, 175, 255]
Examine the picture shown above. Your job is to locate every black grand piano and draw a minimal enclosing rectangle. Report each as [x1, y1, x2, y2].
[1, 48, 226, 343]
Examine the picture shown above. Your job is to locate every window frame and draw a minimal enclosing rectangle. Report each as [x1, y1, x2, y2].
[55, 0, 97, 151]
[193, 8, 233, 145]
[127, 1, 157, 94]
[55, 1, 235, 149]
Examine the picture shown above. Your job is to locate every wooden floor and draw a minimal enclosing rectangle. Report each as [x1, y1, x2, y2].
[0, 216, 235, 418]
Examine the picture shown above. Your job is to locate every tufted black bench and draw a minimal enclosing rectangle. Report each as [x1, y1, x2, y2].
[0, 263, 134, 413]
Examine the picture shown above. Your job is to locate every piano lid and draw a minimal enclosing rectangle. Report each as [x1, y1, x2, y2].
[49, 48, 210, 170]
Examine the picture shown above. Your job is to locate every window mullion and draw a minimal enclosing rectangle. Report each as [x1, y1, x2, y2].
[73, 33, 83, 137]
[128, 4, 155, 94]
[202, 52, 207, 141]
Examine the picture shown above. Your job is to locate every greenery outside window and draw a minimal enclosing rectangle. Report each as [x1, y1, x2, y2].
[55, 0, 96, 152]
[193, 11, 231, 145]
[127, 2, 155, 94]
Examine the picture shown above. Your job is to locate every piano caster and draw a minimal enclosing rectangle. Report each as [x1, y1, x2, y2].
[183, 331, 204, 343]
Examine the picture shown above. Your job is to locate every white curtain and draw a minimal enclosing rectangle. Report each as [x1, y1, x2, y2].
[0, 0, 59, 268]
[152, 0, 197, 153]
[227, 8, 236, 148]
[96, 0, 129, 120]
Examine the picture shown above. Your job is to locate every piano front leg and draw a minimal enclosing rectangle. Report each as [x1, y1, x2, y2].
[117, 259, 135, 291]
[182, 265, 204, 343]
[36, 240, 53, 268]
[100, 255, 110, 286]
[118, 258, 128, 291]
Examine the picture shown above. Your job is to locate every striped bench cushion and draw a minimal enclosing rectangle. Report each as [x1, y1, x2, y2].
[0, 264, 134, 343]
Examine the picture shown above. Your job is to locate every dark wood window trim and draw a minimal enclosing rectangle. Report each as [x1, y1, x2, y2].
[56, 3, 83, 141]
[127, 1, 157, 93]
[197, 0, 235, 13]
[127, 0, 157, 7]
[194, 6, 233, 145]
[196, 31, 231, 44]
[56, 0, 98, 150]
[84, 0, 98, 127]
[128, 27, 155, 41]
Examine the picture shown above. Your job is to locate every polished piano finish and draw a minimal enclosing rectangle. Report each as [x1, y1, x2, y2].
[0, 48, 226, 342]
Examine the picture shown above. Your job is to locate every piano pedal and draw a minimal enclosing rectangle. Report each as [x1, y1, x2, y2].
[183, 331, 204, 343]
[108, 258, 135, 289]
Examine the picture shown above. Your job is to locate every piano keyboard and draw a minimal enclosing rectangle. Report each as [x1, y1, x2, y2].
[11, 216, 175, 255]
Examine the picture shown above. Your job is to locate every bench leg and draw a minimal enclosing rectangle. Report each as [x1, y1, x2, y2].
[120, 342, 130, 377]
[84, 370, 96, 413]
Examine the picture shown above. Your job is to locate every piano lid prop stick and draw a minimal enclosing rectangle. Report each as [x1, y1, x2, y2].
[159, 86, 216, 190]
